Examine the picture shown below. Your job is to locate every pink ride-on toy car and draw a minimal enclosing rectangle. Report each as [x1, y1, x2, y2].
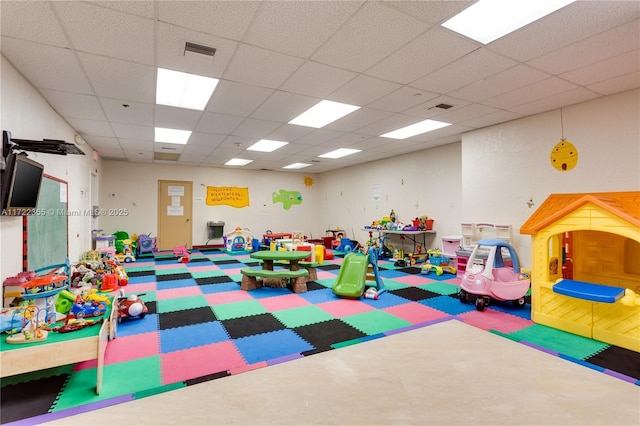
[459, 239, 530, 311]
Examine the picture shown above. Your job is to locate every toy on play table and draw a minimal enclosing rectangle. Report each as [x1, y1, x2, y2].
[5, 304, 48, 344]
[420, 249, 457, 276]
[458, 239, 530, 311]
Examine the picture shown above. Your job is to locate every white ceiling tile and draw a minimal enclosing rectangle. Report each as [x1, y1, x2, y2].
[38, 89, 106, 121]
[460, 110, 523, 129]
[265, 124, 315, 143]
[352, 113, 423, 137]
[206, 80, 273, 117]
[156, 22, 237, 78]
[324, 108, 394, 133]
[101, 98, 153, 126]
[311, 1, 428, 72]
[158, 1, 260, 40]
[329, 75, 402, 106]
[510, 87, 601, 116]
[402, 95, 470, 119]
[243, 1, 362, 58]
[294, 129, 345, 145]
[125, 151, 153, 163]
[411, 49, 517, 94]
[0, 1, 68, 47]
[83, 135, 120, 149]
[428, 103, 498, 124]
[119, 138, 154, 152]
[223, 44, 304, 89]
[489, 1, 640, 62]
[90, 1, 156, 19]
[383, 1, 473, 25]
[154, 105, 203, 130]
[182, 144, 216, 156]
[561, 50, 640, 86]
[195, 112, 244, 135]
[587, 71, 640, 96]
[54, 2, 155, 64]
[280, 61, 358, 98]
[483, 77, 579, 110]
[78, 53, 155, 103]
[154, 142, 185, 153]
[111, 123, 153, 140]
[186, 132, 226, 148]
[367, 86, 439, 113]
[250, 91, 317, 123]
[527, 20, 640, 75]
[366, 27, 477, 84]
[450, 65, 551, 103]
[1, 39, 93, 94]
[66, 119, 116, 138]
[231, 118, 283, 139]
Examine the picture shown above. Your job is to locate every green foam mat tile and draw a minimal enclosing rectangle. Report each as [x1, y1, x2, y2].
[420, 282, 460, 295]
[51, 356, 163, 412]
[273, 306, 335, 328]
[341, 310, 412, 335]
[211, 300, 268, 321]
[156, 295, 210, 313]
[508, 324, 609, 359]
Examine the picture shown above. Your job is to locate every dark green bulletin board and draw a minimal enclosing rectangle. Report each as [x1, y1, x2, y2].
[23, 174, 68, 272]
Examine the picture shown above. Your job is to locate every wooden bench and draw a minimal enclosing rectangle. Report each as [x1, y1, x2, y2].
[261, 261, 320, 282]
[240, 268, 310, 293]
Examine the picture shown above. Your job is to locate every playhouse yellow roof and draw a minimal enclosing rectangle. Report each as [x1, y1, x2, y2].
[520, 191, 640, 235]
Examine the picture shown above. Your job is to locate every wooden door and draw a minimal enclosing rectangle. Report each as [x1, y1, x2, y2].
[158, 180, 192, 251]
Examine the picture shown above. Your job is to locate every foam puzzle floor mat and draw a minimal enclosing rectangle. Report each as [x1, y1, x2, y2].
[2, 249, 639, 424]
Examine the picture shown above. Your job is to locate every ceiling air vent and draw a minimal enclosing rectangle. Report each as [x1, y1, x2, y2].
[154, 152, 181, 161]
[185, 42, 216, 58]
[435, 103, 454, 110]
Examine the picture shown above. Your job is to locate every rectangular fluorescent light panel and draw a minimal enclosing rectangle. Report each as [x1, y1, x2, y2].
[289, 100, 360, 128]
[154, 127, 192, 144]
[283, 163, 311, 169]
[381, 119, 451, 140]
[442, 0, 575, 44]
[225, 158, 253, 166]
[156, 68, 219, 110]
[246, 139, 288, 152]
[319, 148, 361, 159]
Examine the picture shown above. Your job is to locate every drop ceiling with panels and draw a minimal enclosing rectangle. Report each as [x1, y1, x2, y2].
[1, 1, 638, 173]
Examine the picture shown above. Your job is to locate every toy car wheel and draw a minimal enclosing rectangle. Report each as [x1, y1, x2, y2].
[459, 289, 468, 304]
[475, 297, 485, 311]
[512, 297, 526, 308]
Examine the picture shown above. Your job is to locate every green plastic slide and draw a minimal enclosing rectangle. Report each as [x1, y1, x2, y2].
[332, 252, 369, 299]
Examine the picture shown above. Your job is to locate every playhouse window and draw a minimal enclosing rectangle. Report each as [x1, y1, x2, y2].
[624, 239, 640, 276]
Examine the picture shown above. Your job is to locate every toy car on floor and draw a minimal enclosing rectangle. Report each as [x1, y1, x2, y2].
[420, 252, 457, 276]
[115, 290, 148, 323]
[458, 239, 530, 311]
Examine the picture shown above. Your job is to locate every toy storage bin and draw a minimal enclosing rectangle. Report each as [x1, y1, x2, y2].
[441, 235, 463, 258]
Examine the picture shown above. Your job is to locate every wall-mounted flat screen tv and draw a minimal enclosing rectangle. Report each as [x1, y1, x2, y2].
[1, 153, 45, 216]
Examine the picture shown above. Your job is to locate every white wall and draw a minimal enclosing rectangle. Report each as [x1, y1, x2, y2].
[462, 89, 640, 267]
[1, 56, 101, 280]
[100, 161, 322, 245]
[316, 142, 463, 249]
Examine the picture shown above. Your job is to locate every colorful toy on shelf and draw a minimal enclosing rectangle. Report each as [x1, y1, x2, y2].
[459, 239, 530, 311]
[69, 294, 108, 319]
[5, 304, 48, 344]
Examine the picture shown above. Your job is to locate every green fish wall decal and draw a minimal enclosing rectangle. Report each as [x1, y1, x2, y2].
[272, 189, 302, 210]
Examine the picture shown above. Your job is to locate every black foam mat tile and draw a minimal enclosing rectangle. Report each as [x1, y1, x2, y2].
[156, 273, 193, 282]
[196, 276, 236, 285]
[221, 313, 286, 339]
[390, 287, 442, 301]
[158, 306, 217, 330]
[294, 319, 366, 352]
[585, 345, 640, 379]
[1, 373, 70, 424]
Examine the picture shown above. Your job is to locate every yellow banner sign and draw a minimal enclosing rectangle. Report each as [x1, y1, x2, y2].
[206, 186, 249, 208]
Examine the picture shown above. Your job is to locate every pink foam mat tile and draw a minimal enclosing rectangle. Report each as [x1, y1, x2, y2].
[223, 267, 244, 276]
[161, 340, 246, 384]
[157, 286, 203, 300]
[230, 361, 268, 375]
[316, 270, 339, 280]
[383, 303, 450, 324]
[258, 294, 311, 311]
[205, 291, 254, 305]
[127, 260, 155, 267]
[459, 309, 533, 333]
[317, 299, 376, 317]
[185, 264, 217, 271]
[105, 332, 160, 365]
[155, 263, 186, 270]
[123, 282, 157, 293]
[394, 274, 435, 286]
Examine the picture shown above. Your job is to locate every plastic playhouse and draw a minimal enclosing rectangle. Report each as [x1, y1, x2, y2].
[520, 191, 640, 352]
